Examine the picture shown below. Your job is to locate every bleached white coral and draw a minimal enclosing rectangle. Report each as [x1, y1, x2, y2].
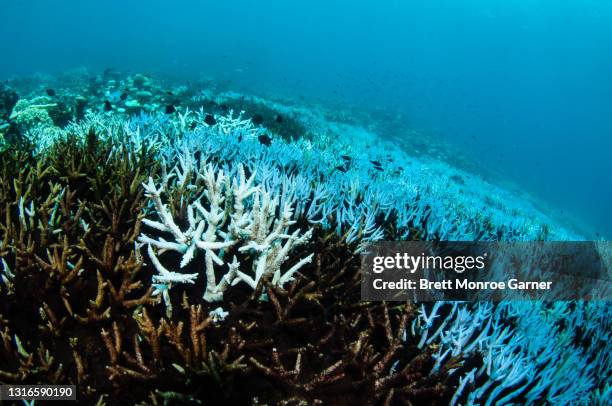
[138, 149, 313, 302]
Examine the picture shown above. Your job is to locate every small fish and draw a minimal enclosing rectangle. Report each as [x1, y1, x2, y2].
[335, 165, 348, 173]
[166, 90, 174, 95]
[46, 88, 56, 97]
[275, 114, 283, 123]
[104, 100, 112, 111]
[258, 134, 272, 146]
[373, 166, 384, 172]
[251, 114, 264, 125]
[165, 104, 176, 114]
[204, 114, 216, 126]
[341, 155, 351, 162]
[190, 121, 197, 130]
[370, 160, 382, 167]
[120, 92, 128, 101]
[219, 104, 229, 112]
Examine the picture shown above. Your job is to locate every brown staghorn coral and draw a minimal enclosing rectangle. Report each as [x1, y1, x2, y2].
[0, 132, 468, 405]
[86, 229, 464, 405]
[0, 131, 158, 400]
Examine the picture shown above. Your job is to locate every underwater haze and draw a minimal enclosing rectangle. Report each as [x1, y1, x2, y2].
[1, 0, 611, 237]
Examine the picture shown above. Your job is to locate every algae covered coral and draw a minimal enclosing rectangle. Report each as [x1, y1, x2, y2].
[0, 71, 610, 405]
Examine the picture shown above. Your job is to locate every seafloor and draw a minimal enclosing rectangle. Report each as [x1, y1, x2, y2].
[0, 69, 610, 405]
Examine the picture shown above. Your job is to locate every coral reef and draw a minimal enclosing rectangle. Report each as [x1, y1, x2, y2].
[0, 70, 609, 405]
[0, 134, 460, 404]
[10, 96, 56, 130]
[139, 152, 314, 302]
[0, 84, 20, 151]
[410, 301, 611, 404]
[0, 84, 19, 121]
[0, 131, 156, 398]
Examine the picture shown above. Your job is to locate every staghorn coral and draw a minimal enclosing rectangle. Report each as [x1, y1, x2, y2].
[0, 126, 460, 405]
[138, 148, 314, 302]
[0, 131, 463, 404]
[410, 301, 612, 405]
[1, 72, 609, 405]
[85, 228, 462, 405]
[0, 131, 158, 400]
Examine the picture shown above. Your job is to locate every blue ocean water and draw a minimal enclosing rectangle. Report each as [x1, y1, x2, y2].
[1, 0, 610, 237]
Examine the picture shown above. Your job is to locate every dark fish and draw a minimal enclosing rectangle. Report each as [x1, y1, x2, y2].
[373, 166, 384, 171]
[275, 114, 283, 123]
[204, 114, 216, 126]
[120, 92, 128, 101]
[238, 134, 243, 142]
[370, 160, 382, 167]
[165, 104, 176, 114]
[258, 134, 272, 146]
[166, 91, 174, 95]
[341, 155, 351, 162]
[104, 100, 112, 111]
[335, 165, 348, 173]
[190, 121, 197, 130]
[251, 114, 264, 125]
[219, 104, 229, 111]
[46, 88, 56, 97]
[450, 175, 465, 185]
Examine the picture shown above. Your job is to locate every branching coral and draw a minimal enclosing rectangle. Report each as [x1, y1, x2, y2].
[138, 149, 314, 302]
[410, 301, 612, 405]
[0, 128, 461, 404]
[1, 73, 608, 405]
[0, 131, 158, 399]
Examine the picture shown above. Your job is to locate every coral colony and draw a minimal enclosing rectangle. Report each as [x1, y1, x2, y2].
[0, 71, 610, 405]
